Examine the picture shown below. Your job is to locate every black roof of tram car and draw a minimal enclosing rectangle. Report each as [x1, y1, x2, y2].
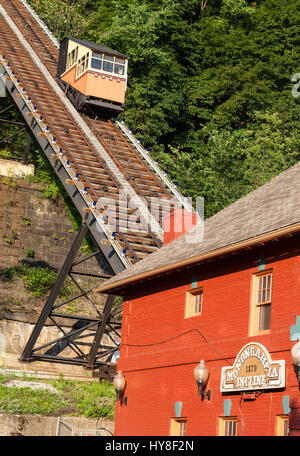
[62, 37, 129, 60]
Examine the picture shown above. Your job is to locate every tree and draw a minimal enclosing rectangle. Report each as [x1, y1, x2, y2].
[30, 0, 88, 39]
[3, 0, 299, 219]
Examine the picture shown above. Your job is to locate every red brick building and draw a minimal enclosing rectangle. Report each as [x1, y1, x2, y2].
[95, 162, 300, 436]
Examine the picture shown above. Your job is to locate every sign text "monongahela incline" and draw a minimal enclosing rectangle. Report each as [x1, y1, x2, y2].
[220, 342, 285, 393]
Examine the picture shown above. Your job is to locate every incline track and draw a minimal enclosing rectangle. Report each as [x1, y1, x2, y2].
[0, 0, 194, 371]
[1, 0, 59, 75]
[2, 0, 181, 224]
[0, 0, 186, 265]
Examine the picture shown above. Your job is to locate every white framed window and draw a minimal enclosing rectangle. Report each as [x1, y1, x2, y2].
[66, 46, 78, 71]
[76, 52, 89, 77]
[219, 417, 238, 436]
[185, 287, 203, 318]
[91, 52, 126, 77]
[276, 415, 289, 436]
[170, 418, 187, 436]
[250, 270, 272, 335]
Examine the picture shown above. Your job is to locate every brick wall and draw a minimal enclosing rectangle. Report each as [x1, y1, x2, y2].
[115, 234, 300, 436]
[0, 176, 74, 269]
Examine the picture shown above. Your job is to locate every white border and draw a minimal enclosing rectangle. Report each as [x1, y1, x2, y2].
[220, 342, 286, 392]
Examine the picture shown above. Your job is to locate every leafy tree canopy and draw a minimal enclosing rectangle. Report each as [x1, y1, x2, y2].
[4, 0, 300, 217]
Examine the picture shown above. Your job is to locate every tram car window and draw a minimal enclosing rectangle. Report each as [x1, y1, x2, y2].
[57, 37, 129, 115]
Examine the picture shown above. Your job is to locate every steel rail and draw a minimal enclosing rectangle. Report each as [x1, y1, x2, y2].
[0, 21, 137, 265]
[83, 115, 163, 247]
[0, 1, 164, 251]
[108, 119, 175, 200]
[0, 0, 165, 242]
[3, 0, 186, 222]
[18, 0, 60, 49]
[116, 119, 194, 212]
[0, 0, 195, 370]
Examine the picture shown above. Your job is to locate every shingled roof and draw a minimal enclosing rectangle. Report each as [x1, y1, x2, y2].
[66, 37, 129, 59]
[94, 161, 300, 294]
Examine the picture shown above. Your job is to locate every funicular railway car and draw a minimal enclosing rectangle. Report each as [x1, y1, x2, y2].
[57, 37, 128, 115]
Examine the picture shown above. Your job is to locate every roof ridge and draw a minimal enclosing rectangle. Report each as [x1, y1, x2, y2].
[65, 36, 129, 59]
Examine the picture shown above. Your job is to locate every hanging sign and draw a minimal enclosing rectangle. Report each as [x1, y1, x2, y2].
[220, 342, 285, 392]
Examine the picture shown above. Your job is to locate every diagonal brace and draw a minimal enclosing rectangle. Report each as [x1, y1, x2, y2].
[19, 223, 89, 362]
[87, 294, 116, 369]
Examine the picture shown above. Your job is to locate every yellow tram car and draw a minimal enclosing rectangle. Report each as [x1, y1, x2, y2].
[57, 37, 129, 115]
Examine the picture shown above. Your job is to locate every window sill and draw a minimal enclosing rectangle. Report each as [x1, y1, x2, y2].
[249, 329, 271, 337]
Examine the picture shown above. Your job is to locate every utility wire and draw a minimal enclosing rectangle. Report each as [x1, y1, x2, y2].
[120, 327, 232, 365]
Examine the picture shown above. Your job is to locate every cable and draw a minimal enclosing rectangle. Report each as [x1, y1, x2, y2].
[120, 327, 232, 365]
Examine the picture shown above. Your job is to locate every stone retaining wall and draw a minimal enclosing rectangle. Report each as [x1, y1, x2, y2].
[0, 172, 117, 380]
[0, 173, 108, 273]
[0, 413, 114, 436]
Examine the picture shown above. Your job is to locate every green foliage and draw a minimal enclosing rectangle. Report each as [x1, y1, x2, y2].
[1, 0, 299, 219]
[2, 228, 18, 246]
[98, 1, 190, 149]
[85, 0, 122, 39]
[0, 373, 115, 418]
[220, 0, 253, 21]
[0, 265, 24, 281]
[0, 97, 30, 157]
[25, 248, 35, 259]
[98, 0, 300, 216]
[51, 375, 116, 419]
[0, 384, 66, 415]
[20, 266, 59, 296]
[1, 176, 19, 190]
[0, 264, 70, 298]
[21, 266, 73, 297]
[29, 0, 88, 40]
[21, 215, 32, 226]
[41, 182, 61, 201]
[0, 148, 13, 159]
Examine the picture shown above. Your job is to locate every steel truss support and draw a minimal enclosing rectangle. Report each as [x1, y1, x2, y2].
[0, 100, 33, 163]
[1, 61, 125, 374]
[19, 223, 121, 371]
[1, 63, 127, 272]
